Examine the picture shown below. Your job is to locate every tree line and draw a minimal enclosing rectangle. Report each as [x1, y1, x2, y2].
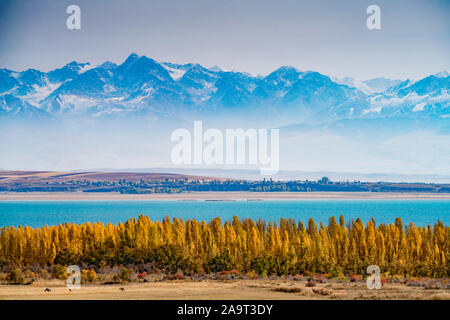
[0, 215, 447, 277]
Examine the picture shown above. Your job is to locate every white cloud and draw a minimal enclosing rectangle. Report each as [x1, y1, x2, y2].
[412, 102, 426, 112]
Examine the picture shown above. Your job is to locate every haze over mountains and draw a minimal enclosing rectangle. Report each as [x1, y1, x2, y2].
[1, 54, 449, 177]
[1, 53, 448, 124]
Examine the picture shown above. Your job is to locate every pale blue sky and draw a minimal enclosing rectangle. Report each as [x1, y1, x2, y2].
[0, 0, 449, 80]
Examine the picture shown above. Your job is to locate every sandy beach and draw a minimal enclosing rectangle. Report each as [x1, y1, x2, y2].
[0, 191, 449, 201]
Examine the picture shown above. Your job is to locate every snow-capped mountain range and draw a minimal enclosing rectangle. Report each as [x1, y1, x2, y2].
[1, 53, 448, 122]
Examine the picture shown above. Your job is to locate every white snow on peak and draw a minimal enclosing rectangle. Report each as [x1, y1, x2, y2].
[434, 71, 449, 78]
[78, 63, 96, 74]
[161, 65, 187, 80]
[333, 77, 374, 95]
[412, 102, 426, 112]
[10, 71, 20, 79]
[208, 66, 223, 72]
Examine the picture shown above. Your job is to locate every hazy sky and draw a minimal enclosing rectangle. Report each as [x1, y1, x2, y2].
[0, 0, 449, 80]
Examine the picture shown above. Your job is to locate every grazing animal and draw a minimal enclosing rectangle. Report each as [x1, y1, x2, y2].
[44, 288, 51, 292]
[119, 287, 125, 291]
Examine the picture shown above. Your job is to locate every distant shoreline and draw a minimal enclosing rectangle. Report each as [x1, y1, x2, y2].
[1, 191, 450, 201]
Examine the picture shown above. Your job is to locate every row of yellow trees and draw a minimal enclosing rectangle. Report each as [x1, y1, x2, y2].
[0, 215, 448, 277]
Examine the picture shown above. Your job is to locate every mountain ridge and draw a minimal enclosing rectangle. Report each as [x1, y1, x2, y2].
[0, 53, 448, 122]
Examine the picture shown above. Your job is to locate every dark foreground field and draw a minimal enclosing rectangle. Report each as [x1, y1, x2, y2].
[1, 278, 449, 300]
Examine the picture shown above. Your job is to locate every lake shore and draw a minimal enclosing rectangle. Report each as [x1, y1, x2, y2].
[0, 191, 450, 201]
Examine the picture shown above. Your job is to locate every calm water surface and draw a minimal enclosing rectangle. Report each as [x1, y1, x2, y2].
[0, 200, 448, 227]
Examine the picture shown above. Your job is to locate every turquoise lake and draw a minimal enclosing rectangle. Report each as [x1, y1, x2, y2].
[0, 200, 448, 227]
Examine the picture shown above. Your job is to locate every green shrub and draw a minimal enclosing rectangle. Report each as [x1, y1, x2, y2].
[8, 268, 24, 284]
[81, 269, 97, 283]
[51, 265, 67, 280]
[328, 265, 345, 279]
[120, 267, 132, 281]
[208, 253, 234, 272]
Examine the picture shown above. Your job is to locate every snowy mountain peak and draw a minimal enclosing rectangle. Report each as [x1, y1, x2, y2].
[363, 77, 403, 93]
[1, 54, 448, 120]
[208, 66, 223, 72]
[434, 71, 449, 78]
[333, 77, 374, 95]
[98, 61, 117, 70]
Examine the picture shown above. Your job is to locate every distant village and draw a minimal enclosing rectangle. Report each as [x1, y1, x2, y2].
[2, 175, 449, 194]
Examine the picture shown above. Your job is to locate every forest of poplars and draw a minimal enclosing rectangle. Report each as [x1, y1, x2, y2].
[0, 215, 448, 279]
